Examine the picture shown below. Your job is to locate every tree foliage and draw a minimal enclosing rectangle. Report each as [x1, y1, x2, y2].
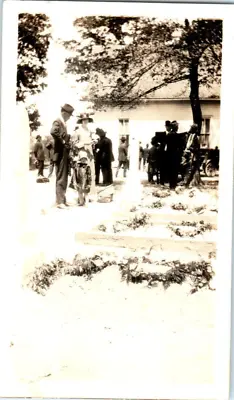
[26, 103, 41, 132]
[64, 16, 222, 128]
[64, 16, 222, 188]
[17, 13, 52, 102]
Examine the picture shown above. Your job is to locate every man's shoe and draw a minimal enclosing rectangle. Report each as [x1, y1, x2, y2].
[57, 204, 67, 209]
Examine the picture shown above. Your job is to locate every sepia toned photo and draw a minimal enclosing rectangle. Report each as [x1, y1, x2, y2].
[0, 1, 233, 398]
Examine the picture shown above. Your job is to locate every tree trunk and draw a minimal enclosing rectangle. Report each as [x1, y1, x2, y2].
[189, 62, 202, 133]
[188, 62, 203, 188]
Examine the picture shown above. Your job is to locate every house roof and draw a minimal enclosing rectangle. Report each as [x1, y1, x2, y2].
[137, 80, 220, 100]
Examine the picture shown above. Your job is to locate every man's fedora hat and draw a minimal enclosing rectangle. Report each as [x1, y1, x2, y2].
[77, 113, 94, 124]
[170, 120, 179, 130]
[61, 104, 74, 115]
[96, 127, 106, 136]
[189, 123, 199, 133]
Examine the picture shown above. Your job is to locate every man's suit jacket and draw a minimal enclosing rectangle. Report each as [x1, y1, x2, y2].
[118, 143, 128, 162]
[151, 132, 167, 152]
[50, 118, 70, 163]
[96, 137, 114, 165]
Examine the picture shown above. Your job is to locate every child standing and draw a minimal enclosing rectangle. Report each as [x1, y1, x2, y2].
[70, 142, 92, 206]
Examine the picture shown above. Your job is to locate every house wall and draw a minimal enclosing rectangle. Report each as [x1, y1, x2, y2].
[93, 100, 220, 165]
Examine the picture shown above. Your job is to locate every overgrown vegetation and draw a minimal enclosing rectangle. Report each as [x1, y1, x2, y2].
[147, 200, 164, 209]
[119, 257, 214, 294]
[168, 220, 213, 238]
[171, 202, 188, 211]
[27, 253, 215, 296]
[113, 213, 150, 232]
[153, 189, 171, 198]
[126, 213, 150, 229]
[27, 254, 114, 295]
[193, 205, 206, 213]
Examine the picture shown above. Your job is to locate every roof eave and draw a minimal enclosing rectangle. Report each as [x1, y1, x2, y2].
[144, 97, 220, 101]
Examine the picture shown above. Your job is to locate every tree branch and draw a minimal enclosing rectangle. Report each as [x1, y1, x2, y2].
[126, 74, 190, 106]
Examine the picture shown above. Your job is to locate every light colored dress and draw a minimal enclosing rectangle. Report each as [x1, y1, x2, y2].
[72, 126, 97, 198]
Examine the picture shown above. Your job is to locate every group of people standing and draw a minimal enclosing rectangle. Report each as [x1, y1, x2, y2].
[147, 120, 200, 190]
[33, 107, 201, 208]
[33, 104, 115, 209]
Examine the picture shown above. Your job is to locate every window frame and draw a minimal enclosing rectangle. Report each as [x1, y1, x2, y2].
[200, 116, 211, 148]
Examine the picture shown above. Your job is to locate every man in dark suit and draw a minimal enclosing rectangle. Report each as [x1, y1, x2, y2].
[50, 103, 74, 209]
[151, 120, 171, 185]
[165, 120, 181, 189]
[116, 137, 128, 178]
[96, 128, 114, 186]
[34, 135, 45, 177]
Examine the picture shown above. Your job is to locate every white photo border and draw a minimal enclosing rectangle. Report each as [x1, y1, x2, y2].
[0, 2, 234, 398]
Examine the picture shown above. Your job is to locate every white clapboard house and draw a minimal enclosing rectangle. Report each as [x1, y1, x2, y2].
[92, 81, 220, 166]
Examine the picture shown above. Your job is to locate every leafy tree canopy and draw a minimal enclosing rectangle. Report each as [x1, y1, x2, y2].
[26, 103, 41, 132]
[64, 17, 222, 111]
[17, 13, 52, 102]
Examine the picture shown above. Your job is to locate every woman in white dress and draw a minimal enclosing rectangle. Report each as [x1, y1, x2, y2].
[72, 113, 98, 200]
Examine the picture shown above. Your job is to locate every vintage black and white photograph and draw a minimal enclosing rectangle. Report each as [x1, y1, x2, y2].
[0, 1, 232, 398]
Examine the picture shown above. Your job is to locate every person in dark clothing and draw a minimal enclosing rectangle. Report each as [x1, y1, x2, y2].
[165, 120, 181, 190]
[139, 142, 144, 170]
[147, 141, 161, 184]
[96, 128, 114, 186]
[116, 137, 128, 178]
[46, 139, 55, 178]
[177, 131, 189, 182]
[50, 103, 74, 209]
[34, 135, 45, 177]
[159, 120, 171, 185]
[143, 144, 150, 168]
[183, 123, 201, 188]
[151, 121, 171, 185]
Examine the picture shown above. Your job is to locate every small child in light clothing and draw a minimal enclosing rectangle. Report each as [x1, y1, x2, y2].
[70, 142, 92, 206]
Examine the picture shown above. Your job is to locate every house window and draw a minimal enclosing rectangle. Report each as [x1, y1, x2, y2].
[200, 117, 211, 147]
[119, 118, 129, 146]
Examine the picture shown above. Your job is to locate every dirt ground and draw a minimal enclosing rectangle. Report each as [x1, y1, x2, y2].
[1, 170, 218, 398]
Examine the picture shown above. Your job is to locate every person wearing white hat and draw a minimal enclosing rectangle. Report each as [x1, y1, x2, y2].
[73, 113, 97, 201]
[50, 103, 74, 209]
